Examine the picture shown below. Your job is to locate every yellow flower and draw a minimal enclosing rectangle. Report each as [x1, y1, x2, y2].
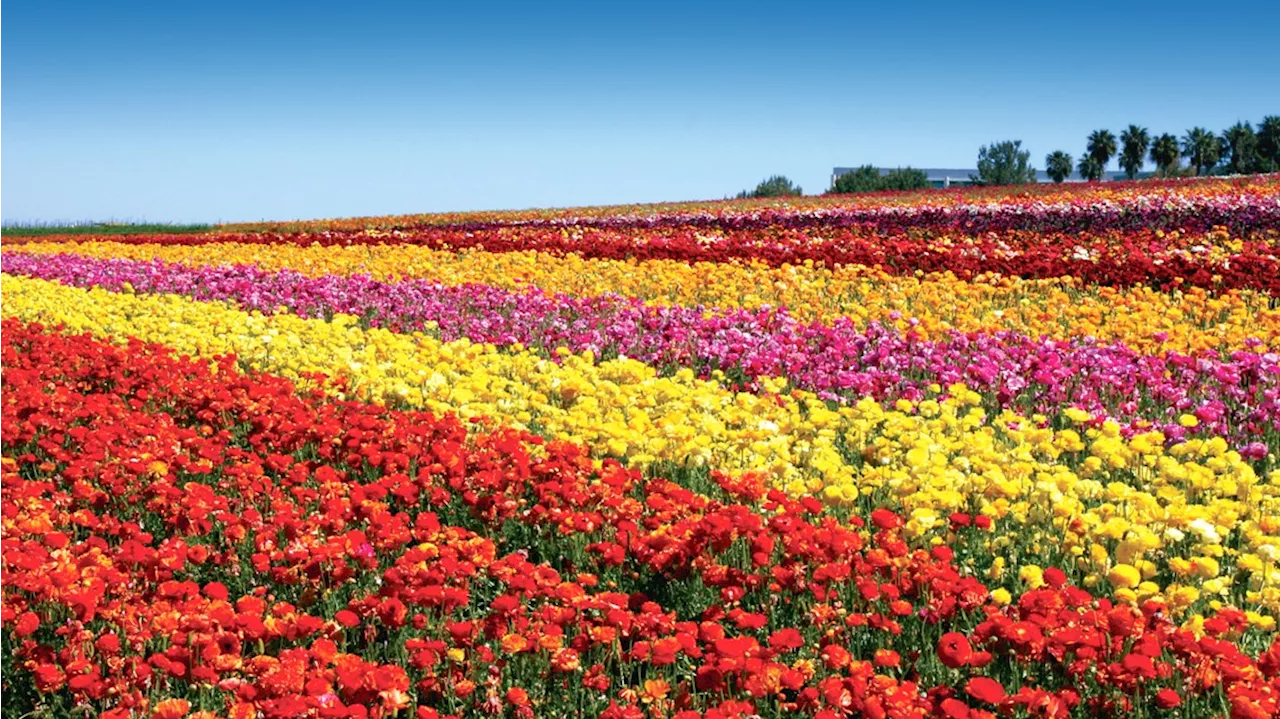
[1019, 565, 1044, 589]
[14, 239, 1277, 354]
[1108, 564, 1142, 590]
[1064, 408, 1092, 423]
[1194, 556, 1221, 579]
[5, 271, 1278, 627]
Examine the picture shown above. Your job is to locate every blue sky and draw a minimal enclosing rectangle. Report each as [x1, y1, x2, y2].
[4, 0, 1278, 223]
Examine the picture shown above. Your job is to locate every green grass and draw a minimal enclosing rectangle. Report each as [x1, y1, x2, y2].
[0, 222, 213, 238]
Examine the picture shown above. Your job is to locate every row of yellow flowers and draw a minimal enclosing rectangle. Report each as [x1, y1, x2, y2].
[4, 273, 1277, 626]
[11, 240, 1277, 354]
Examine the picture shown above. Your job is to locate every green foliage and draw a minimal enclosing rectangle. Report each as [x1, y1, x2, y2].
[1181, 127, 1221, 176]
[878, 167, 930, 191]
[1149, 134, 1182, 177]
[971, 140, 1036, 186]
[829, 165, 884, 193]
[1257, 116, 1280, 172]
[830, 166, 929, 194]
[1077, 155, 1104, 182]
[1221, 122, 1260, 175]
[1086, 129, 1118, 171]
[1044, 151, 1073, 183]
[1119, 125, 1150, 180]
[0, 222, 213, 238]
[736, 174, 802, 199]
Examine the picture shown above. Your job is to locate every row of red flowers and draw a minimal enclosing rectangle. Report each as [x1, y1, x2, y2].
[10, 225, 1277, 293]
[3, 319, 1278, 719]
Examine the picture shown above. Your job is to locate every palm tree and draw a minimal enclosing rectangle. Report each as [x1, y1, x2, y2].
[1181, 127, 1221, 176]
[1221, 122, 1259, 174]
[1258, 116, 1280, 172]
[1077, 155, 1104, 182]
[1045, 151, 1074, 183]
[1086, 129, 1118, 176]
[1119, 125, 1150, 180]
[1150, 133, 1182, 176]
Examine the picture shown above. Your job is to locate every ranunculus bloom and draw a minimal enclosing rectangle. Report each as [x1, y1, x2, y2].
[938, 632, 973, 669]
[1154, 689, 1181, 709]
[966, 676, 1006, 704]
[152, 698, 192, 719]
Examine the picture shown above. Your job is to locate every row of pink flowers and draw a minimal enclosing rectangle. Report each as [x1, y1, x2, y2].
[6, 251, 1275, 450]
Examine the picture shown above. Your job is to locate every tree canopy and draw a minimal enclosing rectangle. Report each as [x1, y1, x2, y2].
[1221, 122, 1259, 174]
[1257, 116, 1280, 172]
[736, 175, 802, 199]
[1044, 151, 1073, 183]
[1077, 155, 1104, 182]
[1086, 129, 1118, 172]
[972, 141, 1037, 186]
[1181, 127, 1221, 176]
[829, 166, 929, 194]
[1150, 134, 1182, 177]
[1119, 125, 1150, 180]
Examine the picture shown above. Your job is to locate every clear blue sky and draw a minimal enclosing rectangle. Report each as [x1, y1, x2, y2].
[3, 0, 1278, 224]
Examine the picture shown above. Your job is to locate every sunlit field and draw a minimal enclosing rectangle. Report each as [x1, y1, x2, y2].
[3, 175, 1280, 719]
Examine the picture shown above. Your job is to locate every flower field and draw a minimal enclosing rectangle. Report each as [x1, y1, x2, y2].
[3, 177, 1280, 719]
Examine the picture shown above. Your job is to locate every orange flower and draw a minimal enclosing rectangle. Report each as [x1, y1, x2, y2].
[551, 647, 581, 672]
[641, 679, 670, 703]
[152, 698, 191, 719]
[873, 649, 901, 668]
[501, 633, 529, 654]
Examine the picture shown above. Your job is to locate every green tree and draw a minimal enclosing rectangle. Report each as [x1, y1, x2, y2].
[1077, 155, 1104, 182]
[737, 175, 802, 199]
[1118, 125, 1150, 179]
[1181, 127, 1221, 176]
[1086, 129, 1118, 175]
[1150, 133, 1182, 176]
[971, 140, 1037, 186]
[829, 166, 929, 194]
[878, 167, 929, 191]
[1044, 151, 1073, 183]
[1221, 122, 1260, 174]
[829, 165, 884, 194]
[1257, 116, 1280, 172]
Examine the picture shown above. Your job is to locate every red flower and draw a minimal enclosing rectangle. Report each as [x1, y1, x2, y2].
[767, 628, 804, 652]
[871, 509, 903, 530]
[1154, 689, 1181, 709]
[966, 677, 1006, 704]
[1042, 567, 1066, 589]
[873, 649, 901, 668]
[14, 611, 39, 637]
[32, 664, 65, 693]
[939, 632, 973, 669]
[940, 697, 971, 719]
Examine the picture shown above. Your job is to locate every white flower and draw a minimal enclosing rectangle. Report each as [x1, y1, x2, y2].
[1188, 518, 1221, 544]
